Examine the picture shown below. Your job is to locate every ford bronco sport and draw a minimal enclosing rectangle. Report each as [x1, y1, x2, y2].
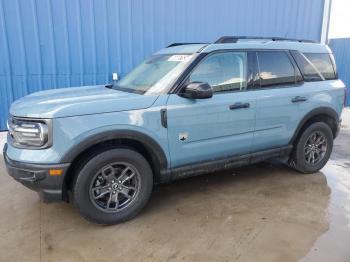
[4, 36, 346, 224]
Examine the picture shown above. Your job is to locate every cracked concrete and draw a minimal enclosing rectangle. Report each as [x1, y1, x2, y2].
[0, 109, 349, 262]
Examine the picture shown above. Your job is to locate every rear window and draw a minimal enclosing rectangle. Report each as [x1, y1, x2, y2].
[257, 51, 296, 87]
[303, 53, 336, 80]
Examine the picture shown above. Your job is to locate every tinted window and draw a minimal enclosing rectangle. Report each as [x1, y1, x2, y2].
[257, 51, 296, 87]
[189, 52, 247, 93]
[303, 53, 336, 80]
[291, 51, 323, 81]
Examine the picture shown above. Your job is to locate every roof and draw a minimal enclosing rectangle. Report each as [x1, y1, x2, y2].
[155, 44, 207, 55]
[202, 40, 331, 53]
[156, 39, 331, 55]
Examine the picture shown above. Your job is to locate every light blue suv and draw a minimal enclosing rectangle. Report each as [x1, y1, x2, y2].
[4, 36, 346, 224]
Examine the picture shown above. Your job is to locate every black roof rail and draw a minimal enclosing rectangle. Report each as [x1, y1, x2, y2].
[167, 42, 206, 48]
[214, 36, 317, 44]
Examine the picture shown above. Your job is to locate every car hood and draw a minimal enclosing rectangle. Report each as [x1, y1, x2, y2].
[10, 85, 159, 118]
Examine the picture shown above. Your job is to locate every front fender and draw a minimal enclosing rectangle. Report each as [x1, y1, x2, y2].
[60, 128, 168, 169]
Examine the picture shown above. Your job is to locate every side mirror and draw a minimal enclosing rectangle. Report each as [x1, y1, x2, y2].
[180, 82, 213, 99]
[112, 73, 119, 81]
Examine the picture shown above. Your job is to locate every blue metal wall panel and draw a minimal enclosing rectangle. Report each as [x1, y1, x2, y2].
[330, 38, 350, 106]
[0, 0, 326, 130]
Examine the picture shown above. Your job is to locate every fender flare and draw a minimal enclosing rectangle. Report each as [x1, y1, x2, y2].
[60, 129, 168, 170]
[289, 106, 339, 144]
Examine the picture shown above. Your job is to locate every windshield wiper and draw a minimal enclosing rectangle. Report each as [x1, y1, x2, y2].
[105, 83, 121, 90]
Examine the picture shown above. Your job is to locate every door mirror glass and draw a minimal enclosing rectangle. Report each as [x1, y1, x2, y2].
[180, 82, 213, 99]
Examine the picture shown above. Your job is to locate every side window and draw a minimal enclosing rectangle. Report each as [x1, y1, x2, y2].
[303, 53, 336, 80]
[291, 50, 323, 81]
[257, 51, 296, 87]
[189, 52, 247, 93]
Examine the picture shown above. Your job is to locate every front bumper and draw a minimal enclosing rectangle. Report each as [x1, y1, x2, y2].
[3, 144, 70, 202]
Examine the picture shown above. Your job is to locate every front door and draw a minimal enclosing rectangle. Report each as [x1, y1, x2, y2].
[166, 51, 256, 168]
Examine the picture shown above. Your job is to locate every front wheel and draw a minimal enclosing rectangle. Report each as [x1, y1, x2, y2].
[73, 148, 153, 225]
[290, 122, 333, 173]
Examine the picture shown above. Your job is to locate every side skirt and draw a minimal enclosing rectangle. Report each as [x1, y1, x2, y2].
[159, 145, 293, 183]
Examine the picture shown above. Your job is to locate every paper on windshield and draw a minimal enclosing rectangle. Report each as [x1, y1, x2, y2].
[168, 55, 192, 62]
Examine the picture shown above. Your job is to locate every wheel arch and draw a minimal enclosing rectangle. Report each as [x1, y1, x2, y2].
[289, 107, 340, 146]
[60, 130, 168, 199]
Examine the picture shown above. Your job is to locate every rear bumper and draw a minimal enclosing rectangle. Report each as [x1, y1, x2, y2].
[3, 144, 70, 202]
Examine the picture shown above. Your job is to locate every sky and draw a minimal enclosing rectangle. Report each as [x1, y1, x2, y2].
[328, 0, 350, 39]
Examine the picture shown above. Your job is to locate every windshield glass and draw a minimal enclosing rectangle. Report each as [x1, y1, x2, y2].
[116, 54, 193, 94]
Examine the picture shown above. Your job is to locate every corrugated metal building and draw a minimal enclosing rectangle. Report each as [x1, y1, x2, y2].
[0, 0, 330, 130]
[330, 38, 350, 106]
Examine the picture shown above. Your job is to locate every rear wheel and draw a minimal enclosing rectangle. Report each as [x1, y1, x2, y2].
[290, 122, 333, 173]
[73, 148, 153, 225]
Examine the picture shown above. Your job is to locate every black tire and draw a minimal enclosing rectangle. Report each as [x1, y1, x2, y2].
[290, 122, 333, 173]
[73, 148, 153, 225]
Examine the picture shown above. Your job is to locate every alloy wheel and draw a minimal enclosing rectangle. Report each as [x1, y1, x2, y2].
[89, 162, 140, 213]
[304, 131, 328, 165]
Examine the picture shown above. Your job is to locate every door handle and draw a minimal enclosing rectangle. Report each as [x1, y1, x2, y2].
[229, 102, 250, 110]
[291, 96, 308, 103]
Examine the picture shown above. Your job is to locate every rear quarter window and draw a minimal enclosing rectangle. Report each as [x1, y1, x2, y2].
[290, 51, 323, 81]
[303, 53, 337, 80]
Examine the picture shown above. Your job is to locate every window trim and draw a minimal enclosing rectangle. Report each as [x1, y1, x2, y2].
[170, 48, 307, 95]
[247, 51, 260, 89]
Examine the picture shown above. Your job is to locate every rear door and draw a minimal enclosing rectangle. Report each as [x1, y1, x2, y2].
[251, 50, 305, 151]
[166, 51, 256, 168]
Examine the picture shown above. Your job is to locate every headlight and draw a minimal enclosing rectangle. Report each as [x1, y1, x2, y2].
[7, 117, 52, 149]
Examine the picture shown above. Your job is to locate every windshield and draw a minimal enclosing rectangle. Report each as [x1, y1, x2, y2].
[116, 54, 193, 94]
